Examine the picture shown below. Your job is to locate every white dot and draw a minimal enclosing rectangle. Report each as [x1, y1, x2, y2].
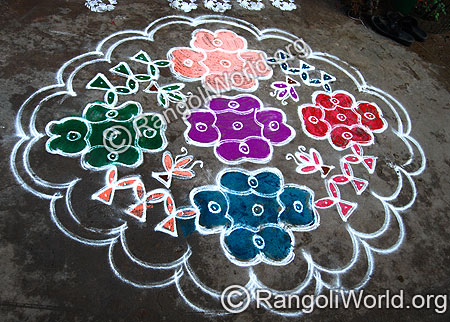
[143, 128, 157, 138]
[252, 204, 264, 216]
[364, 112, 376, 120]
[253, 235, 265, 249]
[293, 201, 303, 213]
[269, 121, 280, 131]
[220, 60, 231, 68]
[107, 152, 119, 161]
[67, 131, 81, 141]
[208, 201, 221, 214]
[239, 142, 250, 154]
[213, 39, 223, 47]
[106, 110, 118, 118]
[331, 98, 339, 105]
[183, 59, 193, 67]
[232, 121, 243, 131]
[308, 116, 319, 124]
[228, 101, 240, 109]
[342, 132, 353, 140]
[248, 176, 258, 188]
[337, 113, 347, 121]
[195, 122, 208, 132]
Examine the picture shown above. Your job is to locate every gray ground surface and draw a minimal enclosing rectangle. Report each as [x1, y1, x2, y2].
[1, 0, 449, 321]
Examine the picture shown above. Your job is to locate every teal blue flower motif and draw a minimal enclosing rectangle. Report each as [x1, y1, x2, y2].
[190, 168, 318, 266]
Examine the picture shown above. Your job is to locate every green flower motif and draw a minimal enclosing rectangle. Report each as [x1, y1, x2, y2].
[45, 101, 167, 170]
[46, 118, 90, 155]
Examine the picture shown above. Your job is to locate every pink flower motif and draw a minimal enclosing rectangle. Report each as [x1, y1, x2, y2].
[192, 30, 246, 52]
[314, 91, 355, 110]
[354, 102, 387, 133]
[330, 125, 373, 150]
[170, 48, 207, 79]
[300, 105, 330, 138]
[168, 29, 272, 92]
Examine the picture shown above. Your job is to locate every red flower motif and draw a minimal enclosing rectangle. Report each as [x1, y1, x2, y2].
[324, 106, 360, 127]
[354, 102, 387, 133]
[299, 90, 388, 150]
[330, 125, 373, 150]
[315, 91, 355, 110]
[300, 105, 330, 138]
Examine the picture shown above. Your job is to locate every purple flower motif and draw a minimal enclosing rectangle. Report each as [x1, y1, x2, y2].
[215, 137, 272, 162]
[186, 111, 219, 144]
[256, 110, 293, 145]
[270, 77, 300, 106]
[209, 95, 261, 113]
[184, 94, 295, 164]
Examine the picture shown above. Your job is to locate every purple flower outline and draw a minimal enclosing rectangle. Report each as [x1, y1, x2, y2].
[183, 94, 296, 164]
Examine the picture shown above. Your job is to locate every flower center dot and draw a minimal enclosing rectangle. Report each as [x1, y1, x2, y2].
[252, 204, 264, 216]
[66, 131, 81, 141]
[232, 121, 243, 131]
[337, 113, 347, 121]
[269, 121, 280, 131]
[364, 112, 376, 120]
[253, 235, 265, 249]
[183, 59, 193, 67]
[195, 122, 208, 132]
[308, 116, 319, 124]
[342, 132, 353, 140]
[239, 142, 250, 155]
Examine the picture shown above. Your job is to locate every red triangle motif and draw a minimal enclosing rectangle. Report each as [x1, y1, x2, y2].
[338, 202, 355, 219]
[353, 180, 366, 192]
[97, 187, 113, 203]
[321, 166, 332, 177]
[148, 84, 158, 92]
[158, 174, 170, 183]
[287, 77, 297, 85]
[163, 218, 176, 232]
[364, 157, 375, 170]
[130, 204, 144, 219]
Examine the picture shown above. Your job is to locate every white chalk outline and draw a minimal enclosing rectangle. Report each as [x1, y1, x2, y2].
[183, 93, 295, 164]
[167, 28, 273, 93]
[10, 15, 425, 316]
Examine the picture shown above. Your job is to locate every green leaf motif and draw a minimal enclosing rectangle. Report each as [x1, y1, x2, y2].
[154, 60, 170, 67]
[162, 84, 182, 91]
[158, 93, 167, 108]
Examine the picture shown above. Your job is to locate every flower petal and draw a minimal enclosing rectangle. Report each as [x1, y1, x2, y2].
[186, 111, 219, 144]
[170, 48, 206, 79]
[215, 137, 271, 163]
[259, 226, 293, 262]
[191, 189, 230, 232]
[279, 186, 316, 227]
[256, 109, 294, 145]
[223, 227, 259, 262]
[193, 30, 245, 51]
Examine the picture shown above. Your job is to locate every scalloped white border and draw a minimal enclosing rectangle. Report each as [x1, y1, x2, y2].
[10, 15, 425, 316]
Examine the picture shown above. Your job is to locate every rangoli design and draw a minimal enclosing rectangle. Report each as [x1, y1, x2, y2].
[299, 90, 388, 150]
[45, 100, 167, 170]
[184, 94, 295, 164]
[168, 0, 296, 12]
[12, 16, 426, 316]
[168, 29, 272, 92]
[192, 168, 318, 266]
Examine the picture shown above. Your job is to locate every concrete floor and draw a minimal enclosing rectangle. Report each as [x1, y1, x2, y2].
[1, 0, 449, 321]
